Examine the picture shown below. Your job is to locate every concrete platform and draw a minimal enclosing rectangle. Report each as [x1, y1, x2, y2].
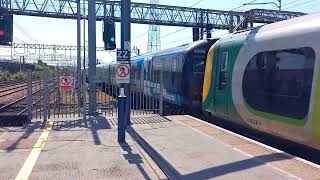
[0, 116, 162, 180]
[0, 114, 319, 180]
[128, 115, 320, 180]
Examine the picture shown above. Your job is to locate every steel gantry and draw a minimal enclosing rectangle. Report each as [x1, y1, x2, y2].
[6, 42, 106, 51]
[0, 0, 305, 30]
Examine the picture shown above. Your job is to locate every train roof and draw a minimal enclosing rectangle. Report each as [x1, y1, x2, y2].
[259, 12, 320, 33]
[98, 39, 216, 67]
[220, 12, 320, 42]
[132, 39, 217, 61]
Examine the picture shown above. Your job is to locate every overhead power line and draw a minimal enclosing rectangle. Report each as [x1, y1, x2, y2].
[270, 0, 306, 10]
[13, 21, 37, 43]
[230, 0, 258, 11]
[283, 0, 318, 10]
[189, 0, 206, 7]
[132, 30, 149, 41]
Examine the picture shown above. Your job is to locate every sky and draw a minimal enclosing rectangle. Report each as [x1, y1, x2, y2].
[1, 0, 320, 64]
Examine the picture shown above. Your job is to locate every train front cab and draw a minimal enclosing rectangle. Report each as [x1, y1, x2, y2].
[202, 18, 320, 150]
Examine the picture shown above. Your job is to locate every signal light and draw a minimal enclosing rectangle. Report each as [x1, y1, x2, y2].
[0, 13, 13, 45]
[103, 20, 116, 50]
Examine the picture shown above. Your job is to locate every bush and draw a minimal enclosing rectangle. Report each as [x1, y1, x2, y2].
[0, 70, 11, 81]
[11, 72, 27, 81]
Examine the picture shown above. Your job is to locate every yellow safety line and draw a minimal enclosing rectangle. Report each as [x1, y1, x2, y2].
[15, 121, 53, 180]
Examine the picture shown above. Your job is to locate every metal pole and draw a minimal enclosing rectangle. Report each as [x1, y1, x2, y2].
[19, 56, 22, 72]
[22, 56, 25, 72]
[88, 0, 97, 115]
[43, 72, 49, 125]
[229, 14, 234, 33]
[27, 69, 33, 123]
[121, 0, 131, 125]
[278, 0, 281, 10]
[118, 88, 126, 142]
[77, 0, 81, 117]
[10, 45, 12, 61]
[82, 0, 87, 120]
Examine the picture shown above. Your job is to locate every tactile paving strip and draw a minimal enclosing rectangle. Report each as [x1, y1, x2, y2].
[107, 115, 171, 126]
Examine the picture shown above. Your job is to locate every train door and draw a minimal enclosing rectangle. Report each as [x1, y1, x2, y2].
[214, 42, 233, 117]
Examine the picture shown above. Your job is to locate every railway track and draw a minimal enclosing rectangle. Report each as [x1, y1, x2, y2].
[0, 78, 58, 126]
[0, 84, 43, 116]
[0, 80, 25, 88]
[0, 81, 41, 99]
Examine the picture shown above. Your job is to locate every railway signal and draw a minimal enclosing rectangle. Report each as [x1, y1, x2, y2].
[103, 20, 116, 50]
[0, 9, 13, 46]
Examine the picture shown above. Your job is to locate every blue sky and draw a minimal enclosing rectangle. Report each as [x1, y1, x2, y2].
[2, 0, 320, 63]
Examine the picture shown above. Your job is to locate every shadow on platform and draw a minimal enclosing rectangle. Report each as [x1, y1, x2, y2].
[52, 116, 112, 145]
[4, 121, 43, 152]
[120, 142, 152, 180]
[127, 127, 293, 180]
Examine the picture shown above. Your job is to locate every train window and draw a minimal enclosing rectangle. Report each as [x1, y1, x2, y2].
[221, 52, 228, 72]
[218, 51, 229, 90]
[242, 47, 315, 120]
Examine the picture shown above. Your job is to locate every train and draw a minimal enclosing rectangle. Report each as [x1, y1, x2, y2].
[97, 38, 217, 113]
[97, 13, 320, 150]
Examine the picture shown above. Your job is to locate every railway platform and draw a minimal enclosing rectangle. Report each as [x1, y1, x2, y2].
[0, 114, 320, 180]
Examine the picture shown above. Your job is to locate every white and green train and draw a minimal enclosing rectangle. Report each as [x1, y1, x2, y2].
[202, 13, 320, 150]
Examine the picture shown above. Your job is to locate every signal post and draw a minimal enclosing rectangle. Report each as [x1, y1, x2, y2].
[117, 0, 131, 143]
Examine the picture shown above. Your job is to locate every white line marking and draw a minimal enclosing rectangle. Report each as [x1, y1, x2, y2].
[15, 121, 53, 180]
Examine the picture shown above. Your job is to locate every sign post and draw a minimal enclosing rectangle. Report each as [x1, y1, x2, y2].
[117, 0, 131, 143]
[88, 0, 97, 115]
[117, 88, 126, 142]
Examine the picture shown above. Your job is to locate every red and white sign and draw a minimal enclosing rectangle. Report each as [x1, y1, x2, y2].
[116, 63, 130, 84]
[60, 76, 74, 91]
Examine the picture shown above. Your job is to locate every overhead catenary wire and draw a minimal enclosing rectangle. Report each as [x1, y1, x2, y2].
[282, 0, 318, 10]
[189, 0, 206, 7]
[132, 30, 149, 41]
[269, 0, 310, 10]
[13, 21, 37, 43]
[230, 0, 258, 11]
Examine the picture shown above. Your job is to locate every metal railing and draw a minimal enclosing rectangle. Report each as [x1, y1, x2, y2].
[26, 66, 164, 121]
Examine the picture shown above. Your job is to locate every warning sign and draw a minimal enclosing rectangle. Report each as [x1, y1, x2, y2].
[116, 63, 130, 84]
[60, 76, 74, 91]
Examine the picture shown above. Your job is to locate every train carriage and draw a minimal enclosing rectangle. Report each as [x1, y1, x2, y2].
[98, 39, 217, 113]
[202, 13, 320, 150]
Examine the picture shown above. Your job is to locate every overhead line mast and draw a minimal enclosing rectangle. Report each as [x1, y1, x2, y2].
[147, 0, 161, 53]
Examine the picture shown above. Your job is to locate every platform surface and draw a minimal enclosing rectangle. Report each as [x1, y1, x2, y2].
[0, 114, 319, 180]
[128, 115, 320, 180]
[0, 116, 160, 180]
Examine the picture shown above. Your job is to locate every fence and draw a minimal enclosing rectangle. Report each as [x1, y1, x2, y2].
[27, 65, 164, 121]
[28, 70, 82, 120]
